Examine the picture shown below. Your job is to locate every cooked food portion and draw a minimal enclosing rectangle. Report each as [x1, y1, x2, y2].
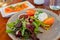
[34, 10, 48, 21]
[26, 9, 36, 16]
[5, 7, 14, 13]
[6, 9, 55, 40]
[43, 17, 54, 25]
[5, 3, 28, 13]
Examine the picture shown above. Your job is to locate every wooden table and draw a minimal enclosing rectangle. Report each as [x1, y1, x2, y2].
[0, 0, 60, 40]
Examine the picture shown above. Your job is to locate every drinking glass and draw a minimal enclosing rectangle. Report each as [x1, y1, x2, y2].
[34, 0, 44, 5]
[49, 0, 60, 10]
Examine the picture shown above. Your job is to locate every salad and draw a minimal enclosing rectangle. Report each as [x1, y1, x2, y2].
[6, 9, 54, 40]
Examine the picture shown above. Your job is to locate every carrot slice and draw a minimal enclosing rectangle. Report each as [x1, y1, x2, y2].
[26, 9, 36, 16]
[21, 3, 28, 8]
[5, 3, 28, 13]
[14, 3, 28, 12]
[44, 17, 54, 25]
[14, 6, 22, 12]
[5, 7, 14, 13]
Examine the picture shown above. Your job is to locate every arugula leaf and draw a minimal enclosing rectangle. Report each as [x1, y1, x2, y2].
[7, 19, 20, 29]
[33, 21, 39, 34]
[37, 10, 43, 13]
[15, 19, 20, 24]
[24, 31, 30, 39]
[21, 20, 26, 36]
[6, 29, 14, 33]
[34, 10, 43, 18]
[32, 18, 43, 34]
[7, 22, 15, 29]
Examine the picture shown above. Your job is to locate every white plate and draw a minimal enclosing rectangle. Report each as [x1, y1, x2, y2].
[0, 1, 35, 17]
[6, 8, 60, 40]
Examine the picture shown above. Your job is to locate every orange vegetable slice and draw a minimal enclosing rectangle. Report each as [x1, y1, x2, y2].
[44, 17, 55, 25]
[5, 7, 14, 13]
[21, 3, 28, 8]
[26, 9, 36, 16]
[14, 3, 28, 12]
[14, 6, 22, 12]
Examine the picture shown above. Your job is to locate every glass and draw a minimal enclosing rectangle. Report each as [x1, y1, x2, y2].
[0, 0, 13, 7]
[34, 0, 44, 5]
[49, 0, 60, 10]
